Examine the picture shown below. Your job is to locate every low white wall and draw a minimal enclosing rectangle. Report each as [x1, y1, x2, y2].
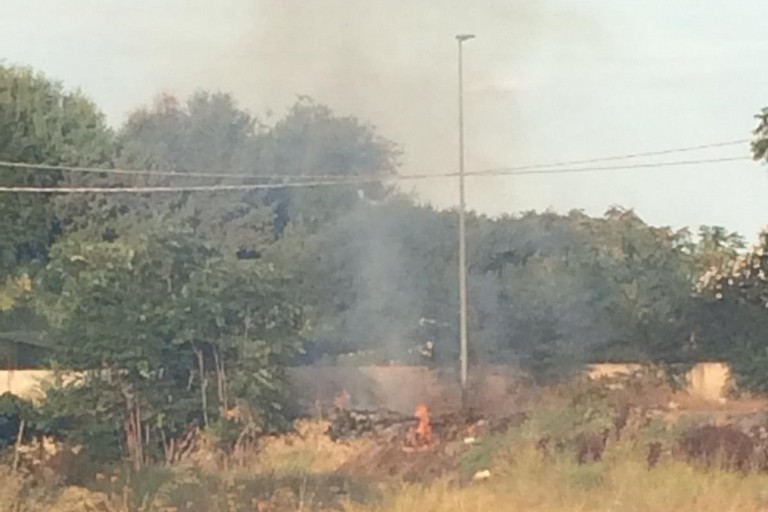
[0, 369, 57, 401]
[0, 362, 734, 407]
[685, 362, 732, 401]
[587, 362, 731, 401]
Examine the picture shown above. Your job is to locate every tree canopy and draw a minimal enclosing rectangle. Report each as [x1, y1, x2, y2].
[0, 66, 112, 279]
[1, 63, 768, 463]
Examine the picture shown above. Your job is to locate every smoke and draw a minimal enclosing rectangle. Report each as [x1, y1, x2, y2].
[0, 0, 599, 216]
[318, 200, 445, 363]
[1, 0, 606, 370]
[229, 1, 603, 368]
[234, 0, 600, 210]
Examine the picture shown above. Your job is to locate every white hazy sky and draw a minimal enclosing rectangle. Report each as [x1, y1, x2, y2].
[1, 0, 767, 238]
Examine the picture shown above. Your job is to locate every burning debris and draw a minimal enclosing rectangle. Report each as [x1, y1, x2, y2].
[327, 398, 526, 449]
[326, 407, 416, 442]
[402, 404, 434, 452]
[334, 389, 351, 410]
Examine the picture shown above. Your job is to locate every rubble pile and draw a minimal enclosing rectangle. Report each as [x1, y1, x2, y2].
[326, 408, 416, 442]
[326, 406, 526, 446]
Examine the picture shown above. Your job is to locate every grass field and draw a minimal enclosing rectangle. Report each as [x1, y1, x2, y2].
[3, 375, 768, 511]
[347, 448, 768, 512]
[3, 425, 768, 512]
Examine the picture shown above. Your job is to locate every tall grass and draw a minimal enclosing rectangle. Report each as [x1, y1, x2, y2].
[7, 433, 768, 511]
[4, 375, 767, 512]
[346, 446, 768, 512]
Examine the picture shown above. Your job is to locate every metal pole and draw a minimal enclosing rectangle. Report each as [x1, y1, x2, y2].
[456, 34, 474, 393]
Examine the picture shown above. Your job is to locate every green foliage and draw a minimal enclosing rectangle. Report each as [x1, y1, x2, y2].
[637, 417, 678, 447]
[37, 383, 124, 463]
[0, 393, 36, 449]
[67, 91, 267, 240]
[565, 463, 606, 491]
[458, 428, 522, 481]
[117, 92, 256, 175]
[576, 208, 695, 364]
[270, 199, 457, 363]
[0, 65, 112, 321]
[2, 63, 767, 472]
[752, 107, 768, 161]
[525, 381, 615, 443]
[34, 223, 302, 464]
[261, 98, 399, 232]
[696, 230, 768, 392]
[527, 402, 613, 445]
[273, 200, 726, 380]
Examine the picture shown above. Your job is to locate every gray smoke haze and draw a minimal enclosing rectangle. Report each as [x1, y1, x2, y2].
[0, 0, 601, 215]
[230, 0, 601, 211]
[233, 1, 604, 369]
[5, 1, 768, 236]
[1, 0, 611, 370]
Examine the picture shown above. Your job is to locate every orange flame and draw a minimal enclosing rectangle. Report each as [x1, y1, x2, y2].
[333, 389, 351, 410]
[414, 403, 433, 446]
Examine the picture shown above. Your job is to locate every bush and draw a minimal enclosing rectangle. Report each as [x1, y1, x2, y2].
[0, 393, 38, 450]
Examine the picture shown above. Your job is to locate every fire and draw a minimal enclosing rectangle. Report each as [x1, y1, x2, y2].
[415, 404, 433, 443]
[333, 389, 351, 410]
[403, 403, 434, 451]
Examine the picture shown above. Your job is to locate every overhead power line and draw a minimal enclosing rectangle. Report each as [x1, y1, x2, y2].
[0, 138, 751, 183]
[0, 155, 752, 194]
[0, 160, 315, 181]
[473, 139, 751, 175]
[477, 156, 750, 177]
[0, 179, 365, 194]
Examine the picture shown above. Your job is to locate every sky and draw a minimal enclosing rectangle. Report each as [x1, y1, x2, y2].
[1, 0, 767, 239]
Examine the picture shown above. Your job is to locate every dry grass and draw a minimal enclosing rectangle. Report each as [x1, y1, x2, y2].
[0, 467, 26, 512]
[345, 446, 768, 512]
[7, 426, 768, 511]
[6, 370, 768, 512]
[249, 419, 375, 474]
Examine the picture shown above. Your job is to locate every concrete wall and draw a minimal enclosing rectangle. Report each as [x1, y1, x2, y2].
[685, 362, 732, 401]
[0, 362, 733, 411]
[287, 364, 524, 415]
[586, 362, 732, 401]
[0, 369, 57, 401]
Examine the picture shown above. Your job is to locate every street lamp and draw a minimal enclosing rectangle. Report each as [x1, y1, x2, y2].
[456, 34, 474, 395]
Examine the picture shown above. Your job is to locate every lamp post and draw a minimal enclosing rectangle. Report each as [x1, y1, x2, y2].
[456, 34, 474, 394]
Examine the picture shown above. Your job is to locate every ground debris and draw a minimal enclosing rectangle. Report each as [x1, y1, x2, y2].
[328, 408, 526, 483]
[326, 407, 416, 441]
[327, 407, 525, 444]
[677, 425, 759, 472]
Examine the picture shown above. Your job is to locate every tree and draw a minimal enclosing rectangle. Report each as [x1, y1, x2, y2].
[64, 92, 266, 244]
[464, 210, 602, 380]
[697, 230, 768, 391]
[575, 208, 696, 363]
[118, 92, 256, 175]
[35, 224, 302, 466]
[693, 226, 745, 272]
[271, 201, 714, 380]
[268, 197, 457, 363]
[461, 208, 699, 378]
[259, 98, 400, 234]
[72, 94, 399, 258]
[752, 107, 768, 161]
[0, 65, 112, 281]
